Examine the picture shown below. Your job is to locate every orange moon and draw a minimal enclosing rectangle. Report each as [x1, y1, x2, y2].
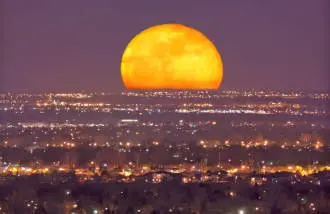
[121, 23, 223, 90]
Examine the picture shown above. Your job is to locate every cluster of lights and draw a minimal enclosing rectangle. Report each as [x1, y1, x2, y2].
[46, 142, 75, 148]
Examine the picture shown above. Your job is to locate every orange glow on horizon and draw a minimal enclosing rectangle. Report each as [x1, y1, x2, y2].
[121, 23, 223, 89]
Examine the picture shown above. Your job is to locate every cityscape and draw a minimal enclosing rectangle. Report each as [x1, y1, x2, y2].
[2, 0, 329, 214]
[0, 90, 330, 213]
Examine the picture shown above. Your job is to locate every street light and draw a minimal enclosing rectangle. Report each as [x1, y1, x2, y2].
[238, 209, 245, 214]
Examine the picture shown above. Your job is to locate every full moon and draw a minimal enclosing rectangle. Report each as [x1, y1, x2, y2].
[121, 23, 223, 90]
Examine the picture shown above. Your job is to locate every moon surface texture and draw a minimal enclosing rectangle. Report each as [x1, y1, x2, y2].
[121, 23, 223, 90]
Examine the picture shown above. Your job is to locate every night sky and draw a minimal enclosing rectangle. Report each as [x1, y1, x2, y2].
[2, 1, 329, 92]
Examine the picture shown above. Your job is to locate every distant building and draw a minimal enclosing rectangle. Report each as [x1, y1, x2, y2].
[117, 119, 139, 127]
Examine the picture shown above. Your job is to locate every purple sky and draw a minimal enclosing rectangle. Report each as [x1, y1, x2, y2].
[2, 1, 329, 92]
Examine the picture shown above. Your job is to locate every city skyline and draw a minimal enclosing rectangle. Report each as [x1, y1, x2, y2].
[1, 2, 330, 213]
[2, 1, 329, 92]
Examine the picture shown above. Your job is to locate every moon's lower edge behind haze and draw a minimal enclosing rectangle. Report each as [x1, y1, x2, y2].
[121, 23, 223, 90]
